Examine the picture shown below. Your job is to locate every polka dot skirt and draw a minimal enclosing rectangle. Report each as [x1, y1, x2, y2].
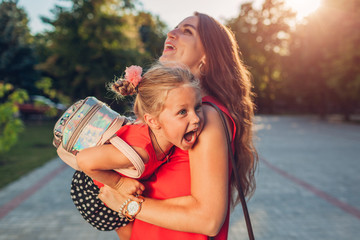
[70, 171, 129, 231]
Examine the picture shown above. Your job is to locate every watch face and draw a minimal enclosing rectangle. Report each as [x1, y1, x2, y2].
[127, 201, 140, 215]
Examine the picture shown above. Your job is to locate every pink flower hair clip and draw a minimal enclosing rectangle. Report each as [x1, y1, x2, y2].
[125, 65, 143, 88]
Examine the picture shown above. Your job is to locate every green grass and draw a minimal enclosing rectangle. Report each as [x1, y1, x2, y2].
[0, 120, 58, 189]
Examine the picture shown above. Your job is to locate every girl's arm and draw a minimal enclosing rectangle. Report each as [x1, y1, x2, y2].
[77, 143, 147, 198]
[99, 105, 230, 236]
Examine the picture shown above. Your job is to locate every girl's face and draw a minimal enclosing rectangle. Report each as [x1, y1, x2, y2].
[156, 86, 204, 151]
[159, 16, 205, 77]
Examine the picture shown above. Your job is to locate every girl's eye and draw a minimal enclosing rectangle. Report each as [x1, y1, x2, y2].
[195, 104, 202, 112]
[178, 109, 187, 115]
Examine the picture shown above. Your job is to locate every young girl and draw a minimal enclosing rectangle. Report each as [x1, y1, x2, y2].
[70, 62, 204, 238]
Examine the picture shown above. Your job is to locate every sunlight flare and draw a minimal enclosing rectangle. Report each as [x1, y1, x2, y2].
[284, 0, 322, 20]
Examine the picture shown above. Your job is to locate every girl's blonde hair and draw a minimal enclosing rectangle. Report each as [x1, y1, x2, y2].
[111, 62, 200, 122]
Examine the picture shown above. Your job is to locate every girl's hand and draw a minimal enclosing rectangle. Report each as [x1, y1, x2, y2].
[113, 177, 145, 201]
[98, 185, 131, 211]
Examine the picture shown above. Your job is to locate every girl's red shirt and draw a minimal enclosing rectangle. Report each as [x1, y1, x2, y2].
[93, 124, 164, 188]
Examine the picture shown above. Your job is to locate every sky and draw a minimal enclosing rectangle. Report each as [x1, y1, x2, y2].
[18, 0, 262, 34]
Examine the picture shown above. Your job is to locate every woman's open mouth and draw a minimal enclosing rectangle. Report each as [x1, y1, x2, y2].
[163, 42, 176, 53]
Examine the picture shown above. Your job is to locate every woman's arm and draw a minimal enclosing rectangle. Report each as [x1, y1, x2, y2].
[77, 143, 147, 195]
[99, 105, 230, 236]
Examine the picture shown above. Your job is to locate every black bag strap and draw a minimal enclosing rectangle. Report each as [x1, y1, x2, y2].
[205, 101, 255, 240]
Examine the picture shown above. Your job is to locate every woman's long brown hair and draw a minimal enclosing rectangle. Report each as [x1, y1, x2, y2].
[195, 12, 258, 204]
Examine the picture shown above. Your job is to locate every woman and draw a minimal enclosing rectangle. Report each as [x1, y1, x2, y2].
[99, 12, 258, 240]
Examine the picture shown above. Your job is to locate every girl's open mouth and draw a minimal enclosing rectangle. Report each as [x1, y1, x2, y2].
[184, 130, 197, 144]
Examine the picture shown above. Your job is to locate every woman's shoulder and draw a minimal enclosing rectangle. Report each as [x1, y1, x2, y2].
[202, 95, 230, 116]
[201, 96, 235, 142]
[201, 96, 226, 126]
[196, 105, 225, 144]
[203, 104, 222, 120]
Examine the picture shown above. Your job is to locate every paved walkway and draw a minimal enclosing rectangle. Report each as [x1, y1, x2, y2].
[1, 116, 359, 240]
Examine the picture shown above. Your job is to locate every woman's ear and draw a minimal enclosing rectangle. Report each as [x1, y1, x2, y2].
[143, 113, 161, 129]
[200, 55, 206, 66]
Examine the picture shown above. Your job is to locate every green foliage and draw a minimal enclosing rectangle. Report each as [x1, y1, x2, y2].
[227, 0, 360, 119]
[319, 0, 360, 120]
[36, 0, 166, 113]
[228, 0, 296, 113]
[0, 0, 39, 94]
[137, 11, 167, 58]
[284, 0, 360, 119]
[35, 77, 58, 99]
[0, 121, 57, 188]
[0, 82, 28, 154]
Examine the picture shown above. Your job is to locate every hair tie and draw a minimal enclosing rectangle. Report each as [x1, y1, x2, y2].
[125, 65, 143, 88]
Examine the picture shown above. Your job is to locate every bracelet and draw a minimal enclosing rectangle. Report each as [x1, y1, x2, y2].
[118, 199, 131, 218]
[122, 196, 145, 221]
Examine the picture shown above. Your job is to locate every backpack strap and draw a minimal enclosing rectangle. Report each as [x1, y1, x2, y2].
[56, 145, 80, 170]
[100, 116, 145, 178]
[110, 136, 145, 179]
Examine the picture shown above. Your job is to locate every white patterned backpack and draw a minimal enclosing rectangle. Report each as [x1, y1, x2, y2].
[52, 96, 144, 178]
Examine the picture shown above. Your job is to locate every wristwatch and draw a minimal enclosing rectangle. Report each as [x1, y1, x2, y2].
[122, 196, 144, 221]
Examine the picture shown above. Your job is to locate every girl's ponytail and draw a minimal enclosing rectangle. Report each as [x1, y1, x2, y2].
[110, 65, 143, 97]
[111, 79, 137, 96]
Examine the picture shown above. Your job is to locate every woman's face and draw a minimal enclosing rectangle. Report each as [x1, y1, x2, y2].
[159, 16, 205, 77]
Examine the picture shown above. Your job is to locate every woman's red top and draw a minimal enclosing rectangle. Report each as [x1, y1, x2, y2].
[131, 96, 236, 240]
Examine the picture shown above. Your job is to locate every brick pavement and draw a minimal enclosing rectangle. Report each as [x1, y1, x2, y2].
[1, 116, 359, 240]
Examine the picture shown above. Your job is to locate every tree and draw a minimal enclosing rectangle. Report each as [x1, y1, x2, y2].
[284, 16, 331, 117]
[0, 0, 37, 153]
[227, 0, 296, 113]
[37, 0, 166, 113]
[0, 82, 28, 155]
[137, 11, 167, 59]
[319, 0, 360, 121]
[285, 0, 360, 120]
[0, 0, 39, 94]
